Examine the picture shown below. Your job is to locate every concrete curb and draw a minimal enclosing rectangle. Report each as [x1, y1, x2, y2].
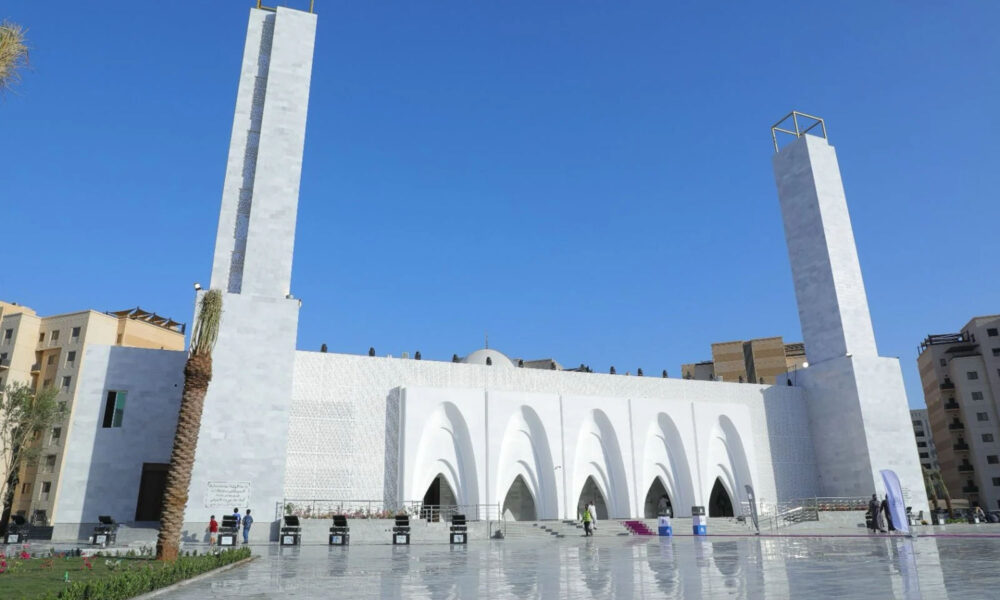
[129, 555, 257, 600]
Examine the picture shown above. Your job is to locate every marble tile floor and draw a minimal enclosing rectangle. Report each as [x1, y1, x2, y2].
[142, 533, 1000, 599]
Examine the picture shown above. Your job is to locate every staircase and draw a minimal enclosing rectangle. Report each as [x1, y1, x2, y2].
[623, 520, 656, 536]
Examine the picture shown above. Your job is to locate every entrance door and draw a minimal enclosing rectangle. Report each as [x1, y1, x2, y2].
[134, 463, 169, 521]
[502, 475, 537, 521]
[708, 478, 734, 517]
[643, 478, 672, 518]
[577, 476, 609, 519]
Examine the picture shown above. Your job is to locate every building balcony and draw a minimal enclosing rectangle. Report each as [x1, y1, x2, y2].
[953, 442, 970, 451]
[949, 422, 965, 430]
[940, 381, 956, 390]
[0, 358, 9, 369]
[958, 464, 975, 473]
[30, 363, 41, 373]
[963, 485, 979, 494]
[944, 400, 960, 410]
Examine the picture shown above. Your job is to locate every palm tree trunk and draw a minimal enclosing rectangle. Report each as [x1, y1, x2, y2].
[156, 353, 212, 561]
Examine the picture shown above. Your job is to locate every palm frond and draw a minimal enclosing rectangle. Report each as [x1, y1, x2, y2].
[0, 20, 29, 95]
[190, 290, 222, 356]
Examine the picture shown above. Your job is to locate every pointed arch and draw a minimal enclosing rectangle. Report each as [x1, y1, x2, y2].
[495, 406, 558, 519]
[704, 415, 754, 511]
[643, 477, 672, 518]
[642, 413, 696, 517]
[411, 402, 479, 507]
[502, 474, 537, 521]
[571, 409, 630, 518]
[709, 478, 734, 517]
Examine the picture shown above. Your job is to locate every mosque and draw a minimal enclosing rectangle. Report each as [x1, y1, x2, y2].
[48, 5, 925, 539]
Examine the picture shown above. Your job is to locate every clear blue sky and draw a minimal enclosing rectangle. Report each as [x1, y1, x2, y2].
[3, 2, 998, 408]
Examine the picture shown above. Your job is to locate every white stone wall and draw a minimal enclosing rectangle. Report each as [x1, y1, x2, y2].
[287, 352, 819, 519]
[53, 346, 184, 528]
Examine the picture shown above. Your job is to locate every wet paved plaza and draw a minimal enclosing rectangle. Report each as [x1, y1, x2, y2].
[156, 533, 1000, 599]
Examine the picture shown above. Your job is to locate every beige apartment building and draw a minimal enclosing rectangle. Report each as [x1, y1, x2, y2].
[0, 302, 184, 525]
[682, 336, 807, 384]
[918, 314, 1000, 511]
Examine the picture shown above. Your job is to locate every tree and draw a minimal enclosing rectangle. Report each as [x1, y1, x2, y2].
[156, 290, 222, 561]
[0, 383, 58, 535]
[0, 20, 29, 95]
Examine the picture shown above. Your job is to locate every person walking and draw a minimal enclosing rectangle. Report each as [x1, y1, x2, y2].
[242, 509, 254, 544]
[582, 506, 593, 536]
[208, 515, 219, 546]
[588, 500, 598, 532]
[232, 507, 242, 531]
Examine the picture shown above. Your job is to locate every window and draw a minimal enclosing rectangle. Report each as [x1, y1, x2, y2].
[50, 330, 59, 342]
[988, 328, 998, 337]
[968, 371, 979, 380]
[20, 482, 31, 495]
[42, 454, 56, 473]
[0, 352, 7, 365]
[993, 348, 1000, 357]
[940, 359, 947, 367]
[50, 427, 61, 445]
[38, 332, 45, 343]
[984, 434, 995, 443]
[912, 420, 922, 426]
[973, 391, 985, 401]
[917, 441, 928, 448]
[3, 328, 12, 341]
[47, 354, 55, 365]
[65, 351, 76, 366]
[71, 326, 81, 341]
[978, 412, 989, 422]
[57, 401, 67, 415]
[989, 456, 999, 465]
[102, 391, 127, 428]
[39, 482, 51, 501]
[994, 478, 1000, 487]
[43, 378, 52, 389]
[915, 430, 925, 437]
[919, 452, 929, 459]
[60, 376, 71, 391]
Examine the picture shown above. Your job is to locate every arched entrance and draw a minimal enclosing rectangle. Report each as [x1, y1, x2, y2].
[421, 474, 457, 521]
[577, 475, 609, 519]
[709, 478, 734, 517]
[643, 478, 672, 518]
[502, 475, 537, 521]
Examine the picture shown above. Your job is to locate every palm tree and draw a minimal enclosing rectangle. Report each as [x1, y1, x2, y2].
[156, 290, 222, 561]
[0, 20, 29, 94]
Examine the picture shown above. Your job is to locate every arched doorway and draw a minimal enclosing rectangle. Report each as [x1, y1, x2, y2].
[502, 475, 537, 521]
[643, 478, 672, 518]
[577, 475, 609, 519]
[709, 478, 734, 517]
[422, 474, 457, 521]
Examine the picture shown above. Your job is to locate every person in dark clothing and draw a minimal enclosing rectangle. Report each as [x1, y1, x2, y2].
[868, 494, 879, 533]
[657, 494, 671, 517]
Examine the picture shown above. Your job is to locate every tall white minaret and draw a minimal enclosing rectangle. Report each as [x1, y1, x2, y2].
[772, 114, 927, 513]
[184, 6, 317, 537]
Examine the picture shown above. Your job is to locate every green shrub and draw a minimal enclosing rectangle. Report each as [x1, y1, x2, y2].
[38, 547, 251, 600]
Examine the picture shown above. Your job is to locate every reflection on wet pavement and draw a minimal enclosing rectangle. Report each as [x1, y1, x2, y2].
[157, 535, 1000, 599]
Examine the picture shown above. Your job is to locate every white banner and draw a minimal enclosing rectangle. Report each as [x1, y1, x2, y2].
[205, 481, 251, 509]
[880, 469, 909, 535]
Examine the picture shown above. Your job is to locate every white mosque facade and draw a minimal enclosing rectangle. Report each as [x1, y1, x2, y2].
[47, 6, 927, 539]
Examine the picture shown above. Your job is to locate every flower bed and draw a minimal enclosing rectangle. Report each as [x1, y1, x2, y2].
[2, 546, 251, 600]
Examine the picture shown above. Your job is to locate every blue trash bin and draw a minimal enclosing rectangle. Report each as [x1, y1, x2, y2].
[692, 506, 707, 535]
[657, 516, 672, 536]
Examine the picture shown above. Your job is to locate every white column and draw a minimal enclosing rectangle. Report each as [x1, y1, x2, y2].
[773, 132, 927, 513]
[185, 7, 316, 538]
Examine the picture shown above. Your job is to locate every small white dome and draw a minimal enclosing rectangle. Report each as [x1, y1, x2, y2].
[462, 348, 514, 368]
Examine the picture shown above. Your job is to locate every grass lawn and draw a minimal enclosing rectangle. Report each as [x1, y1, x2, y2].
[3, 554, 159, 599]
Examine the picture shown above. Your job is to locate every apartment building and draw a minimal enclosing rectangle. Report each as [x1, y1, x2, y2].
[911, 408, 940, 471]
[0, 303, 184, 525]
[918, 315, 1000, 511]
[682, 336, 807, 384]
